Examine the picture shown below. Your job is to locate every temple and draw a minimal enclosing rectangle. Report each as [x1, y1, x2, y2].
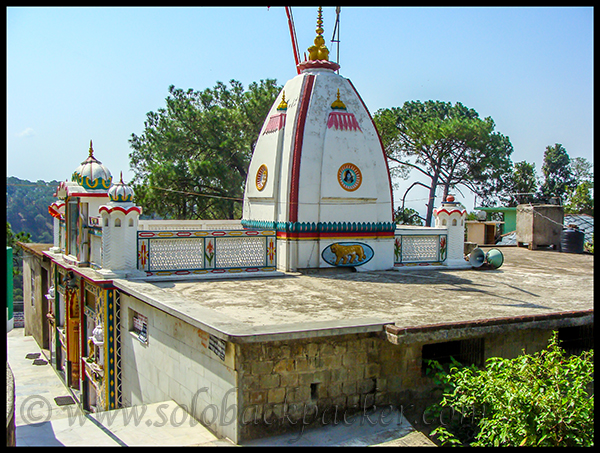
[15, 7, 593, 445]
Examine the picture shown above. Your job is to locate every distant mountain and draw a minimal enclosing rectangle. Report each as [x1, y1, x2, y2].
[6, 177, 61, 243]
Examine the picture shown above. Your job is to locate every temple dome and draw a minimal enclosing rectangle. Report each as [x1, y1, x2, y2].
[108, 172, 135, 203]
[71, 140, 112, 191]
[241, 7, 394, 271]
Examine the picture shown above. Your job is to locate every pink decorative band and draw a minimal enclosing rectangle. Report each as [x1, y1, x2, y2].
[263, 113, 286, 134]
[297, 60, 340, 72]
[327, 111, 362, 131]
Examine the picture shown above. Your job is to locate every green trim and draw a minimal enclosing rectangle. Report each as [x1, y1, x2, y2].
[241, 219, 396, 233]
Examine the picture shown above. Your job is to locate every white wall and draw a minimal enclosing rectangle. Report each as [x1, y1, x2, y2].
[119, 293, 239, 442]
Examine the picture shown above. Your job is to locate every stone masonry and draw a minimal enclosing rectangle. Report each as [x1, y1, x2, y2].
[233, 321, 588, 441]
[235, 332, 412, 441]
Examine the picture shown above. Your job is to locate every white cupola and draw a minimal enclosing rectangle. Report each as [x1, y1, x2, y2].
[51, 141, 112, 266]
[71, 140, 112, 191]
[99, 172, 142, 276]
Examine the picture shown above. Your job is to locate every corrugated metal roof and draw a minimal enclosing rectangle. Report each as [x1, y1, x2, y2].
[564, 214, 594, 243]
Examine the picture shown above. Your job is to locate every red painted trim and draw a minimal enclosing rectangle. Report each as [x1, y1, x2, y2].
[48, 205, 64, 220]
[347, 79, 395, 221]
[99, 206, 142, 215]
[66, 192, 109, 198]
[288, 74, 315, 224]
[52, 261, 115, 286]
[433, 208, 466, 217]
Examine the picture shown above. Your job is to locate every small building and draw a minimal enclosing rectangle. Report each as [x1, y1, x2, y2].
[15, 8, 593, 445]
[465, 220, 504, 246]
[475, 206, 517, 234]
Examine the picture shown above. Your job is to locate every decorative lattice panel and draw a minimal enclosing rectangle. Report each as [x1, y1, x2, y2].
[401, 235, 440, 263]
[148, 238, 205, 270]
[215, 236, 267, 268]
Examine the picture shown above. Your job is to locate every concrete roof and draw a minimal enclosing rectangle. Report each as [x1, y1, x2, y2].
[113, 246, 594, 343]
[15, 242, 53, 258]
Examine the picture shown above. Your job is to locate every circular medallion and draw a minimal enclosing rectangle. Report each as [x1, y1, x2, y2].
[337, 163, 362, 192]
[255, 164, 268, 191]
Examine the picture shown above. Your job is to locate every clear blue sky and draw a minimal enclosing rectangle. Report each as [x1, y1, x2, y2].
[7, 6, 593, 213]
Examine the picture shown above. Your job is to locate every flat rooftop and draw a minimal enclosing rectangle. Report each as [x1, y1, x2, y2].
[111, 246, 594, 342]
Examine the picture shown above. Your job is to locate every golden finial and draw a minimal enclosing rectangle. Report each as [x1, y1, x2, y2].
[88, 139, 94, 157]
[331, 89, 346, 110]
[316, 5, 324, 35]
[308, 7, 330, 61]
[277, 91, 288, 111]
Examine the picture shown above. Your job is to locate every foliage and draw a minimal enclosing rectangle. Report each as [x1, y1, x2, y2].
[129, 79, 281, 220]
[505, 160, 539, 206]
[422, 357, 481, 446]
[428, 332, 594, 447]
[564, 180, 594, 216]
[6, 221, 31, 301]
[6, 221, 31, 247]
[584, 233, 593, 254]
[6, 177, 58, 243]
[394, 206, 424, 225]
[539, 143, 577, 202]
[570, 156, 594, 185]
[374, 101, 513, 226]
[564, 156, 593, 215]
[6, 177, 55, 302]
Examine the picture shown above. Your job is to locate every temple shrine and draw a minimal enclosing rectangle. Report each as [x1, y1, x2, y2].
[15, 8, 593, 445]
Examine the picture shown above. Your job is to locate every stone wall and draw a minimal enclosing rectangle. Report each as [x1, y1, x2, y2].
[235, 332, 411, 441]
[234, 326, 575, 442]
[484, 329, 553, 360]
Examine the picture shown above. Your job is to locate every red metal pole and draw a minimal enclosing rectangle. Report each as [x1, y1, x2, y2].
[285, 6, 301, 74]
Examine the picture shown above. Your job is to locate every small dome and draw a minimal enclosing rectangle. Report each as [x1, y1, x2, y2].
[72, 140, 112, 190]
[108, 172, 135, 203]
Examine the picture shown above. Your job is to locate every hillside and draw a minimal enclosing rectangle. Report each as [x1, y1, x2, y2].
[6, 177, 61, 243]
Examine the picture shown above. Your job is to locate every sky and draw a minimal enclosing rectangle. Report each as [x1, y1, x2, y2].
[6, 6, 594, 215]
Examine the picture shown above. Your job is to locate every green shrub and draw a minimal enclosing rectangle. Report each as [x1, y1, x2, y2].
[584, 233, 593, 254]
[428, 332, 594, 446]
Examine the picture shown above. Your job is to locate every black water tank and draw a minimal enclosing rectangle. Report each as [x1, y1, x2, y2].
[560, 227, 585, 253]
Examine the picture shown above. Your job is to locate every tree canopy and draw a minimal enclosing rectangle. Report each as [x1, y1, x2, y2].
[374, 101, 513, 226]
[6, 177, 57, 243]
[129, 79, 281, 220]
[539, 143, 577, 202]
[505, 161, 538, 206]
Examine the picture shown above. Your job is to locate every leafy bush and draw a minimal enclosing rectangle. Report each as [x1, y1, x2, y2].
[584, 233, 594, 254]
[428, 332, 594, 446]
